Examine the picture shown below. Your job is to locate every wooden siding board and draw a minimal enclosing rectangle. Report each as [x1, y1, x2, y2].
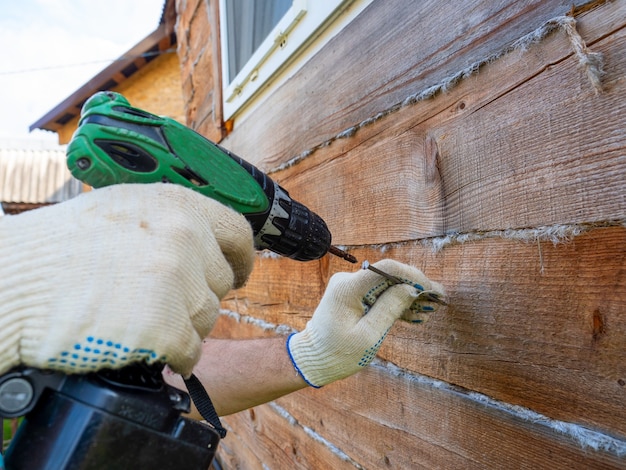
[219, 405, 359, 470]
[275, 130, 447, 245]
[212, 333, 624, 469]
[175, 0, 223, 142]
[207, 1, 626, 467]
[435, 33, 626, 234]
[395, 226, 626, 436]
[266, 8, 626, 245]
[223, 0, 589, 169]
[223, 226, 626, 437]
[275, 369, 625, 469]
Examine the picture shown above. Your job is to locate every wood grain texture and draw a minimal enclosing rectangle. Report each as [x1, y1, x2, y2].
[223, 226, 626, 437]
[277, 367, 625, 469]
[222, 0, 590, 169]
[218, 405, 359, 470]
[211, 315, 624, 469]
[175, 0, 224, 142]
[266, 5, 626, 245]
[204, 2, 626, 468]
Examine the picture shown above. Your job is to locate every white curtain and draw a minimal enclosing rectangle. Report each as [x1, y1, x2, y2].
[225, 0, 292, 82]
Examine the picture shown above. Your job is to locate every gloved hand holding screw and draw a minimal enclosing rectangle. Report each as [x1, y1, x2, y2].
[287, 259, 446, 388]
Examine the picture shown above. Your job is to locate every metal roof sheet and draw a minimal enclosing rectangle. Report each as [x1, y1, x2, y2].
[0, 147, 83, 203]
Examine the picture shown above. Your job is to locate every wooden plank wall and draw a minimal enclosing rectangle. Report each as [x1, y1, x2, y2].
[178, 0, 626, 468]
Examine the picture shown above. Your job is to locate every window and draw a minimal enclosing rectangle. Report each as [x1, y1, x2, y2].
[219, 0, 354, 120]
[223, 0, 292, 81]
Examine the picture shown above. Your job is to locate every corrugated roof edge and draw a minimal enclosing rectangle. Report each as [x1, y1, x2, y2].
[0, 147, 83, 204]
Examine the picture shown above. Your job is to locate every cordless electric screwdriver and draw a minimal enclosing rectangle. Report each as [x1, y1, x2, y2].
[65, 91, 355, 262]
[0, 92, 359, 470]
[0, 92, 447, 469]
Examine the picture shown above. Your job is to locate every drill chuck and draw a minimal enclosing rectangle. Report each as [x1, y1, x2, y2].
[66, 91, 331, 261]
[259, 182, 332, 261]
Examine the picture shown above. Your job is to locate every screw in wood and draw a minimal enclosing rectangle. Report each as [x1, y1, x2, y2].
[361, 260, 447, 305]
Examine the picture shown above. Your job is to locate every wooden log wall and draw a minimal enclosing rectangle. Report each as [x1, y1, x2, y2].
[176, 0, 626, 467]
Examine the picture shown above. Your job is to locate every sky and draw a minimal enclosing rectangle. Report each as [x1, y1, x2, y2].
[0, 0, 165, 148]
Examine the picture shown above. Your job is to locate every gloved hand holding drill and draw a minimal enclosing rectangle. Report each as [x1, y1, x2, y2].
[0, 183, 255, 378]
[0, 183, 445, 402]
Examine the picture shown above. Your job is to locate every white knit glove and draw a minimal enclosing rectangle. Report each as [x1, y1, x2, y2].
[0, 184, 255, 378]
[287, 259, 446, 387]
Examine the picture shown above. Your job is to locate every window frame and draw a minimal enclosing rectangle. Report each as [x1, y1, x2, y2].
[218, 0, 353, 121]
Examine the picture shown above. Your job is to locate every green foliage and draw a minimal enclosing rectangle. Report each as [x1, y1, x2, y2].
[3, 418, 21, 452]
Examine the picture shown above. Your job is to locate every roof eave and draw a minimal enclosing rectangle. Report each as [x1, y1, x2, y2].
[30, 23, 176, 133]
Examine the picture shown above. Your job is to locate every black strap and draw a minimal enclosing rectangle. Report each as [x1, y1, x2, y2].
[183, 373, 227, 438]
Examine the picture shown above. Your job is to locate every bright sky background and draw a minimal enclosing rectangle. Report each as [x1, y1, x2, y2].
[0, 0, 165, 148]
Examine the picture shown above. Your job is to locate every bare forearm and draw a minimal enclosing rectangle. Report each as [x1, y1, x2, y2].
[164, 336, 307, 417]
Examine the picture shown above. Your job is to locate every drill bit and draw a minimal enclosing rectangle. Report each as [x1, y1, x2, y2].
[361, 260, 447, 305]
[328, 245, 357, 263]
[328, 249, 446, 305]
